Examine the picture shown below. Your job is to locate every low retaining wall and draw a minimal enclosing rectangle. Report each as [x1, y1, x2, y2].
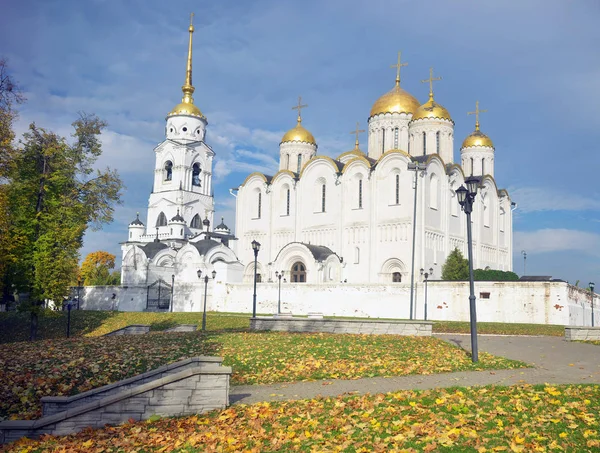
[564, 326, 600, 341]
[250, 317, 433, 336]
[41, 357, 222, 416]
[104, 325, 150, 336]
[164, 324, 198, 332]
[0, 360, 230, 444]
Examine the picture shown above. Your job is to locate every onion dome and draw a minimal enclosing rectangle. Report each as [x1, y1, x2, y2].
[412, 94, 452, 122]
[129, 212, 144, 226]
[167, 16, 206, 120]
[214, 217, 230, 234]
[281, 96, 316, 145]
[370, 82, 420, 118]
[170, 209, 185, 223]
[202, 216, 210, 227]
[462, 101, 494, 148]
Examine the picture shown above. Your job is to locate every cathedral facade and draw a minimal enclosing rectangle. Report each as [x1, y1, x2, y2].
[234, 59, 514, 284]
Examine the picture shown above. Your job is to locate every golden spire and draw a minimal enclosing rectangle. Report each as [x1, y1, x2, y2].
[350, 122, 365, 149]
[390, 51, 408, 86]
[421, 67, 441, 100]
[291, 96, 308, 124]
[181, 12, 195, 105]
[468, 100, 487, 131]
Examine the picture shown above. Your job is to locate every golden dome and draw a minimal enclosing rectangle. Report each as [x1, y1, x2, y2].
[370, 81, 421, 118]
[411, 94, 452, 122]
[462, 129, 494, 148]
[168, 101, 205, 118]
[281, 120, 316, 145]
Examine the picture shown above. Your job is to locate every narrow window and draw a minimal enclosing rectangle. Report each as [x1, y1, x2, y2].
[297, 154, 302, 173]
[436, 131, 440, 154]
[395, 174, 400, 204]
[392, 272, 402, 282]
[381, 129, 385, 153]
[354, 247, 360, 264]
[321, 184, 326, 212]
[394, 128, 399, 149]
[156, 212, 167, 227]
[480, 292, 491, 299]
[422, 132, 426, 155]
[257, 192, 262, 218]
[470, 157, 474, 176]
[286, 189, 290, 216]
[191, 214, 201, 228]
[192, 163, 201, 186]
[358, 179, 363, 209]
[482, 158, 485, 175]
[408, 137, 411, 154]
[164, 161, 173, 181]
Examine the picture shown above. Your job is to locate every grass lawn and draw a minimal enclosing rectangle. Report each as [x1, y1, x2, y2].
[432, 321, 565, 337]
[5, 384, 599, 452]
[0, 331, 525, 421]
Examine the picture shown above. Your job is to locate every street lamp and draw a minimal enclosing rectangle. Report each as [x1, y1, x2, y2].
[590, 282, 595, 327]
[77, 276, 82, 310]
[420, 267, 434, 321]
[198, 269, 217, 331]
[170, 274, 175, 313]
[275, 270, 284, 314]
[251, 240, 261, 317]
[66, 299, 72, 338]
[407, 161, 427, 320]
[456, 176, 480, 363]
[521, 250, 527, 276]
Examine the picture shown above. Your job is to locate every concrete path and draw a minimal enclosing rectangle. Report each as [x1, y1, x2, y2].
[229, 334, 600, 405]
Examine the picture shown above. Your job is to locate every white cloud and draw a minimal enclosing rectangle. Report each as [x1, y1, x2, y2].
[509, 186, 600, 213]
[514, 229, 600, 256]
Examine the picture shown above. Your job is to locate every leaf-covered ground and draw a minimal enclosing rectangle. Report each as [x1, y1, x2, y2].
[0, 311, 249, 343]
[4, 384, 599, 452]
[0, 331, 525, 421]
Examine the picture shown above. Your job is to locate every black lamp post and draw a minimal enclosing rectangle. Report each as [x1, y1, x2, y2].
[420, 267, 433, 321]
[77, 277, 82, 310]
[275, 270, 284, 314]
[66, 299, 72, 338]
[456, 176, 480, 363]
[251, 240, 261, 317]
[198, 269, 217, 331]
[170, 274, 175, 313]
[590, 282, 595, 327]
[407, 161, 427, 320]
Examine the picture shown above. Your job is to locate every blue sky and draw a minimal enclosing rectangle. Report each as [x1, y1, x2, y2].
[2, 0, 600, 285]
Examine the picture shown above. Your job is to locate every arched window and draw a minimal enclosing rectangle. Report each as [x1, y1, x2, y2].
[297, 154, 302, 173]
[192, 163, 201, 186]
[256, 274, 262, 283]
[470, 157, 474, 176]
[321, 183, 326, 212]
[190, 214, 201, 229]
[164, 161, 173, 181]
[286, 188, 291, 215]
[354, 247, 360, 264]
[358, 179, 363, 209]
[382, 129, 386, 153]
[422, 132, 427, 155]
[451, 190, 458, 217]
[395, 174, 400, 205]
[429, 174, 439, 209]
[257, 192, 262, 219]
[156, 212, 167, 227]
[482, 158, 485, 175]
[392, 272, 402, 282]
[436, 131, 440, 154]
[291, 262, 306, 283]
[394, 128, 399, 149]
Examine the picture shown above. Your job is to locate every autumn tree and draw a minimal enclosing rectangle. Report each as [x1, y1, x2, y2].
[80, 251, 120, 286]
[441, 247, 469, 281]
[0, 58, 25, 304]
[3, 114, 123, 339]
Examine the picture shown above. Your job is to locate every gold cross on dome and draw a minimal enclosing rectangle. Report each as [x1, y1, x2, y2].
[468, 100, 487, 131]
[291, 96, 308, 123]
[189, 12, 194, 26]
[421, 67, 441, 97]
[390, 51, 408, 85]
[350, 122, 365, 148]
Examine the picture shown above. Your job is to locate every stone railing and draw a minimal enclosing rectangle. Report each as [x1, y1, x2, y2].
[250, 317, 433, 336]
[0, 358, 230, 444]
[564, 326, 600, 341]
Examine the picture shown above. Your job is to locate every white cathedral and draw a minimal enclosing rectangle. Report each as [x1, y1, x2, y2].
[121, 19, 513, 298]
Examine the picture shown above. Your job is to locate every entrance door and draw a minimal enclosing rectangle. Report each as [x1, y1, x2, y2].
[291, 262, 306, 283]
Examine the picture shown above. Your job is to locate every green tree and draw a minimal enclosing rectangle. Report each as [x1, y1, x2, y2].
[441, 247, 469, 280]
[80, 251, 119, 286]
[4, 114, 123, 339]
[473, 268, 519, 281]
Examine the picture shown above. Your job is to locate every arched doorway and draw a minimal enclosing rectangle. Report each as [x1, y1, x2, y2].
[392, 272, 402, 283]
[291, 262, 306, 283]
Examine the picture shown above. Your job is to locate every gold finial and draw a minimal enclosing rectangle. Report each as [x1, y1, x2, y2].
[468, 100, 487, 131]
[421, 67, 441, 100]
[350, 122, 365, 149]
[390, 51, 408, 86]
[291, 96, 308, 124]
[181, 13, 196, 105]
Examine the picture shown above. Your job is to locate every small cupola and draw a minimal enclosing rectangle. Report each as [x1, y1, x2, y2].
[214, 217, 230, 234]
[128, 213, 145, 241]
[168, 209, 186, 239]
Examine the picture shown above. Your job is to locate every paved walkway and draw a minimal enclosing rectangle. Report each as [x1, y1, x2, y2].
[229, 334, 600, 405]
